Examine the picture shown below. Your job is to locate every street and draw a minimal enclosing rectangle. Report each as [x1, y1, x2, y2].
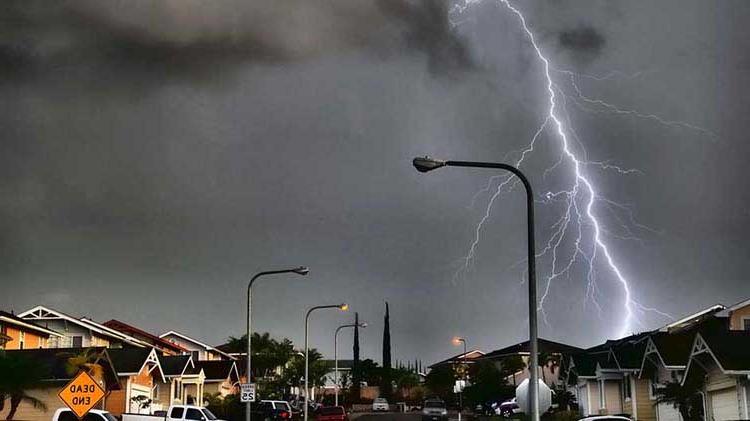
[349, 413, 421, 421]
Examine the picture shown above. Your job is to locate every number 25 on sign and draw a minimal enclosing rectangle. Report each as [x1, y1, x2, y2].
[58, 371, 107, 418]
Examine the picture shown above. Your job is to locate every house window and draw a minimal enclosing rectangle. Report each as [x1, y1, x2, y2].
[191, 350, 200, 362]
[743, 317, 750, 331]
[599, 380, 606, 409]
[19, 331, 25, 349]
[72, 336, 83, 347]
[623, 375, 632, 401]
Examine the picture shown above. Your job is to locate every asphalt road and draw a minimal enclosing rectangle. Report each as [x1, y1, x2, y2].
[350, 412, 422, 421]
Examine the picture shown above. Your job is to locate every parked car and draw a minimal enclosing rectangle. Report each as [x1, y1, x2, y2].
[421, 399, 448, 421]
[261, 401, 293, 416]
[251, 401, 292, 420]
[316, 406, 348, 421]
[53, 409, 118, 421]
[497, 398, 521, 417]
[123, 405, 225, 421]
[372, 398, 389, 412]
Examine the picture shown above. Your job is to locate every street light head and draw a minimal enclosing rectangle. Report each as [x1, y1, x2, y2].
[339, 303, 349, 311]
[360, 322, 368, 328]
[452, 337, 465, 346]
[413, 156, 447, 173]
[293, 266, 310, 275]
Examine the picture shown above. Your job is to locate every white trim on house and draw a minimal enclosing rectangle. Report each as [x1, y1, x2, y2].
[159, 331, 235, 360]
[118, 348, 167, 383]
[659, 304, 726, 332]
[79, 317, 151, 348]
[19, 305, 144, 346]
[0, 314, 65, 338]
[683, 333, 750, 385]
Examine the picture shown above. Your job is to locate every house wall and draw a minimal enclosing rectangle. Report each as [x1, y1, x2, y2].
[106, 380, 128, 416]
[203, 379, 235, 397]
[705, 367, 740, 421]
[30, 320, 112, 348]
[1, 325, 47, 349]
[633, 377, 656, 421]
[603, 380, 623, 414]
[587, 380, 600, 415]
[160, 335, 223, 361]
[729, 304, 750, 331]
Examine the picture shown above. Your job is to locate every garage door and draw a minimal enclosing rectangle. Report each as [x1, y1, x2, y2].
[711, 387, 739, 421]
[657, 402, 682, 421]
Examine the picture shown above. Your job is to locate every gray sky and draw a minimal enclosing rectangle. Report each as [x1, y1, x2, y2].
[1, 0, 749, 366]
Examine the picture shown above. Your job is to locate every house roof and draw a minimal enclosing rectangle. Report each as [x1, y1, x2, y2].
[429, 350, 485, 368]
[159, 330, 235, 360]
[613, 340, 647, 370]
[18, 306, 144, 347]
[159, 354, 193, 377]
[718, 297, 750, 316]
[194, 360, 240, 382]
[103, 319, 188, 353]
[698, 330, 750, 372]
[0, 310, 64, 338]
[658, 304, 726, 333]
[1, 347, 120, 389]
[107, 347, 165, 382]
[570, 352, 617, 377]
[648, 316, 727, 369]
[481, 338, 583, 360]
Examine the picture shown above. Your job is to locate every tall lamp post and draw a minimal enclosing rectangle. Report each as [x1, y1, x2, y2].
[334, 322, 367, 406]
[246, 267, 309, 421]
[413, 156, 540, 421]
[452, 337, 467, 421]
[305, 303, 349, 421]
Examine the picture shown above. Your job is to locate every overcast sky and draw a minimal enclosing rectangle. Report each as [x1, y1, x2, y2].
[1, 0, 749, 366]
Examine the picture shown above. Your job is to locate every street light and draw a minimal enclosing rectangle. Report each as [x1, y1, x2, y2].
[413, 156, 540, 421]
[452, 337, 467, 421]
[246, 267, 309, 421]
[305, 303, 348, 421]
[334, 322, 367, 406]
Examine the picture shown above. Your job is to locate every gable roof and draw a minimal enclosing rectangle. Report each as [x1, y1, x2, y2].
[1, 347, 120, 389]
[658, 304, 726, 333]
[159, 331, 234, 360]
[194, 360, 240, 382]
[481, 338, 583, 360]
[103, 319, 187, 353]
[79, 317, 151, 348]
[429, 350, 485, 369]
[18, 306, 144, 347]
[107, 347, 165, 382]
[0, 310, 64, 338]
[158, 354, 193, 377]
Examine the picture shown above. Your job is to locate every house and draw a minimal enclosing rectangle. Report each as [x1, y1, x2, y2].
[103, 319, 188, 356]
[194, 360, 240, 397]
[721, 298, 750, 331]
[0, 347, 120, 421]
[682, 330, 750, 420]
[428, 350, 485, 370]
[612, 337, 654, 421]
[18, 306, 147, 349]
[0, 310, 64, 350]
[159, 331, 235, 361]
[480, 338, 583, 387]
[157, 354, 206, 407]
[106, 347, 166, 415]
[319, 359, 354, 394]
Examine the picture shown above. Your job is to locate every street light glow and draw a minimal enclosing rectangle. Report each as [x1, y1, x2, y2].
[339, 303, 349, 311]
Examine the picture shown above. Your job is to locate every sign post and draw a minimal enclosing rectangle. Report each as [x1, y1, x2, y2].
[240, 383, 256, 403]
[58, 371, 106, 419]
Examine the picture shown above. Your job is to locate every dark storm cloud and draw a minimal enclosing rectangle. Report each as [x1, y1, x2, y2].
[557, 25, 605, 60]
[0, 0, 472, 85]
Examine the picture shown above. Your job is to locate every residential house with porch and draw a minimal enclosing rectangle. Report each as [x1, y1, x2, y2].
[0, 310, 64, 349]
[194, 360, 240, 397]
[157, 354, 206, 407]
[480, 338, 582, 387]
[18, 306, 147, 349]
[0, 347, 120, 421]
[160, 331, 235, 361]
[106, 347, 166, 415]
[682, 330, 750, 421]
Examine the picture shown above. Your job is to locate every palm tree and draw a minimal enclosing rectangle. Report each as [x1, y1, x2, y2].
[58, 348, 104, 380]
[654, 379, 704, 421]
[0, 352, 48, 420]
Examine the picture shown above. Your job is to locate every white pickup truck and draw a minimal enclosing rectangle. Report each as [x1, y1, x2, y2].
[52, 408, 119, 421]
[123, 405, 224, 421]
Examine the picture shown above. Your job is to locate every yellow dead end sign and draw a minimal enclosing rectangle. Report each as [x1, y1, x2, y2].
[58, 371, 106, 418]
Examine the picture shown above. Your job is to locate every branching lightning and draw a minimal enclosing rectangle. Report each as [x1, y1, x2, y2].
[447, 0, 716, 338]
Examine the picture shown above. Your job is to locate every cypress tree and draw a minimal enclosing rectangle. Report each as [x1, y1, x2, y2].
[382, 302, 393, 398]
[352, 312, 361, 401]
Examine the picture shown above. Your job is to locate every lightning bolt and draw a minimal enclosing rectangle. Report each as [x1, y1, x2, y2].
[444, 0, 722, 338]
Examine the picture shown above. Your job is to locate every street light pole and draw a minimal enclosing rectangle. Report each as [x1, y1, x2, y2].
[453, 337, 467, 421]
[305, 303, 348, 421]
[334, 322, 367, 407]
[246, 267, 309, 421]
[414, 157, 540, 421]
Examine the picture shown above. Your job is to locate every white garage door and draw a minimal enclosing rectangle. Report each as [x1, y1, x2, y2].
[711, 387, 739, 421]
[657, 402, 682, 421]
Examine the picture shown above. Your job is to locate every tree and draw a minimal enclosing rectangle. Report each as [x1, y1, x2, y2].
[279, 348, 328, 400]
[223, 332, 294, 380]
[352, 312, 361, 400]
[0, 352, 48, 420]
[654, 379, 705, 421]
[59, 348, 104, 379]
[463, 361, 514, 408]
[424, 365, 456, 402]
[381, 302, 392, 399]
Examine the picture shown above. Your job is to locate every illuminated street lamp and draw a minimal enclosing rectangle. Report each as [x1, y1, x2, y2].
[413, 156, 540, 421]
[334, 322, 367, 406]
[246, 267, 309, 421]
[305, 303, 348, 421]
[452, 337, 467, 421]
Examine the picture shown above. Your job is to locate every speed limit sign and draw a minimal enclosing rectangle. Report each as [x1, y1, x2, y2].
[240, 383, 256, 402]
